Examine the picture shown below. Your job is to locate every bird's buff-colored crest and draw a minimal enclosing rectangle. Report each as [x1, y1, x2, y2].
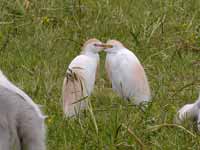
[106, 39, 124, 47]
[82, 38, 100, 51]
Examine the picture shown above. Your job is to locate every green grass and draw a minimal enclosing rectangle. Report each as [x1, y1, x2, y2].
[0, 0, 200, 149]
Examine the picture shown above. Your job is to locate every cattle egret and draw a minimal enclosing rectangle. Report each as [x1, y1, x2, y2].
[175, 93, 200, 131]
[62, 38, 108, 117]
[104, 40, 151, 105]
[0, 70, 46, 150]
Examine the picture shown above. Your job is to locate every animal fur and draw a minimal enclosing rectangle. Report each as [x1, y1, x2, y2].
[0, 71, 45, 150]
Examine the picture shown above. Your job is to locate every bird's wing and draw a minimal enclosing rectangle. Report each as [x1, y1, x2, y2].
[175, 103, 196, 124]
[176, 94, 200, 124]
[62, 55, 97, 117]
[129, 61, 151, 104]
[62, 68, 88, 117]
[107, 50, 151, 104]
[62, 54, 99, 117]
[0, 70, 44, 118]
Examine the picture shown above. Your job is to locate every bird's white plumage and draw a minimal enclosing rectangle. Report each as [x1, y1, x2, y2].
[0, 70, 44, 119]
[175, 94, 200, 131]
[62, 39, 101, 117]
[105, 41, 151, 105]
[63, 54, 99, 116]
[69, 54, 99, 95]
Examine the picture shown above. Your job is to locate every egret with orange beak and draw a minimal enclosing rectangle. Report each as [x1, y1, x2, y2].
[62, 38, 108, 117]
[104, 40, 151, 105]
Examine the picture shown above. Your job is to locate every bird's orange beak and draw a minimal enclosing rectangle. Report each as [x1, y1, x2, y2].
[94, 44, 113, 48]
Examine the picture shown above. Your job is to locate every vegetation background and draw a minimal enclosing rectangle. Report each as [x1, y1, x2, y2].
[0, 0, 200, 149]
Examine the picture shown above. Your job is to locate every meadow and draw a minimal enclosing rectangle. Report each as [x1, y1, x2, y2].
[0, 0, 200, 149]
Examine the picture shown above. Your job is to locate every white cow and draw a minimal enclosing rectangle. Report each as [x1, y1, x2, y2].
[0, 70, 46, 150]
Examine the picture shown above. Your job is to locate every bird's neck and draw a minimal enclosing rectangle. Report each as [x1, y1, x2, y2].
[106, 48, 125, 54]
[82, 51, 98, 58]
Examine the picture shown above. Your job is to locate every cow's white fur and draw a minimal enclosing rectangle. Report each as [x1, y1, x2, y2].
[0, 70, 46, 150]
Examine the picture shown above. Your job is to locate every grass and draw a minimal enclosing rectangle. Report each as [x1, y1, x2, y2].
[0, 0, 200, 149]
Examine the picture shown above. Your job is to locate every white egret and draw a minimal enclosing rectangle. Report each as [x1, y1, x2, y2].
[104, 40, 151, 105]
[62, 38, 108, 117]
[175, 93, 200, 131]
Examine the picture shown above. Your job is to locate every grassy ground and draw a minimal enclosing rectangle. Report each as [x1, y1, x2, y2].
[0, 0, 200, 149]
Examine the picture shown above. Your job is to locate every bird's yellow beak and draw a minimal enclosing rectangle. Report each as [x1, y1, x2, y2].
[94, 44, 113, 48]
